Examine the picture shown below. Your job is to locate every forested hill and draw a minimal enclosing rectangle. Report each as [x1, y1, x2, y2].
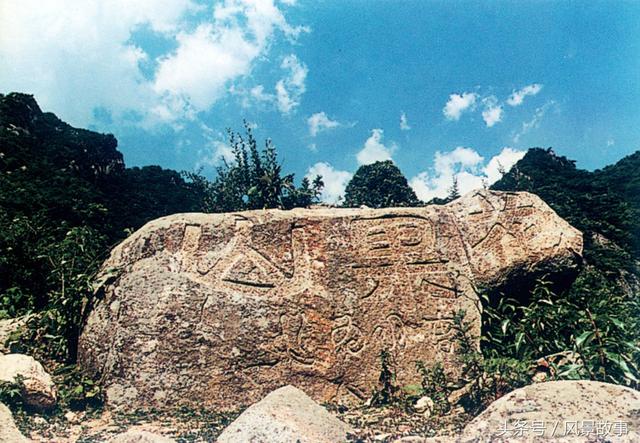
[1, 92, 639, 369]
[0, 92, 203, 323]
[492, 147, 640, 266]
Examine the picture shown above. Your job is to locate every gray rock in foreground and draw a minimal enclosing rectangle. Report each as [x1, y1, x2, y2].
[0, 354, 57, 410]
[107, 429, 176, 443]
[0, 402, 30, 443]
[460, 380, 640, 442]
[217, 385, 354, 443]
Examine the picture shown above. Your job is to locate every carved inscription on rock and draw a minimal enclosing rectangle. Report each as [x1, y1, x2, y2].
[78, 191, 583, 411]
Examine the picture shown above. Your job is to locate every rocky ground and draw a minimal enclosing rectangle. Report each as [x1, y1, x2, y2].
[11, 403, 469, 442]
[3, 364, 640, 442]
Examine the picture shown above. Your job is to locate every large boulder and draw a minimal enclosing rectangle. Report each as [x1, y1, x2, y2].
[217, 385, 353, 443]
[0, 403, 30, 442]
[78, 190, 582, 411]
[0, 354, 57, 410]
[461, 380, 640, 442]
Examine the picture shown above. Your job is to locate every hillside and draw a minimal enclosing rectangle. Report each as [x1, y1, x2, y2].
[0, 95, 638, 441]
[487, 148, 639, 392]
[492, 147, 640, 270]
[0, 93, 204, 359]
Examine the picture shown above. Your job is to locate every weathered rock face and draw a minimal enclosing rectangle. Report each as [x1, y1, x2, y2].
[0, 316, 30, 354]
[0, 403, 30, 443]
[461, 380, 640, 442]
[78, 190, 582, 411]
[217, 385, 353, 443]
[107, 429, 176, 443]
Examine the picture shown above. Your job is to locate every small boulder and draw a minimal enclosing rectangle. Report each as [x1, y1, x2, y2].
[414, 395, 434, 416]
[107, 429, 176, 443]
[461, 380, 640, 442]
[0, 354, 57, 410]
[217, 385, 354, 443]
[0, 402, 30, 442]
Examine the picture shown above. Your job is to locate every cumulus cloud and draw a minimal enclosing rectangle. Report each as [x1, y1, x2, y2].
[275, 54, 308, 114]
[400, 111, 411, 130]
[409, 147, 525, 201]
[481, 96, 503, 127]
[305, 162, 352, 204]
[506, 83, 543, 107]
[443, 92, 478, 121]
[356, 129, 396, 165]
[512, 100, 555, 143]
[0, 0, 306, 126]
[307, 112, 340, 136]
[194, 139, 236, 171]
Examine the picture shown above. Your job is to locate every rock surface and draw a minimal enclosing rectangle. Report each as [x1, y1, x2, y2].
[0, 402, 30, 442]
[217, 385, 353, 443]
[78, 190, 582, 410]
[460, 380, 640, 442]
[0, 316, 29, 354]
[0, 354, 57, 409]
[107, 429, 176, 443]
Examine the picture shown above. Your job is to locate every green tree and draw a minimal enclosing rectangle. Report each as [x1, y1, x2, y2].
[447, 175, 461, 201]
[342, 160, 421, 208]
[184, 122, 323, 212]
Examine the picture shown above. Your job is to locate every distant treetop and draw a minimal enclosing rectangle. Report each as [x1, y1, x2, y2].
[342, 160, 421, 208]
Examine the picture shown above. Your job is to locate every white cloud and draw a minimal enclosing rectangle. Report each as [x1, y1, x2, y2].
[196, 140, 236, 169]
[305, 162, 352, 204]
[356, 129, 396, 165]
[443, 92, 478, 121]
[409, 147, 525, 201]
[153, 23, 260, 116]
[250, 85, 274, 103]
[275, 54, 308, 114]
[0, 0, 306, 126]
[506, 83, 543, 107]
[607, 138, 615, 147]
[307, 112, 340, 136]
[400, 111, 411, 130]
[512, 100, 555, 143]
[483, 147, 527, 183]
[481, 96, 503, 127]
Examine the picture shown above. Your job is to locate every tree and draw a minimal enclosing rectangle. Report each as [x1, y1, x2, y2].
[342, 160, 421, 208]
[184, 122, 323, 212]
[447, 175, 461, 201]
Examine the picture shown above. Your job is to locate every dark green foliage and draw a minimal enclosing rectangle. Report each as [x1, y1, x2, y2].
[0, 376, 25, 411]
[372, 310, 530, 416]
[184, 123, 323, 212]
[343, 160, 421, 208]
[447, 176, 461, 202]
[447, 310, 529, 415]
[53, 365, 103, 411]
[0, 92, 203, 361]
[489, 147, 640, 388]
[416, 361, 451, 415]
[370, 350, 402, 407]
[483, 273, 640, 386]
[10, 227, 107, 361]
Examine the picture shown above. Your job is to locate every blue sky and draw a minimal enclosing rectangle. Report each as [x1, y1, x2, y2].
[1, 0, 639, 203]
